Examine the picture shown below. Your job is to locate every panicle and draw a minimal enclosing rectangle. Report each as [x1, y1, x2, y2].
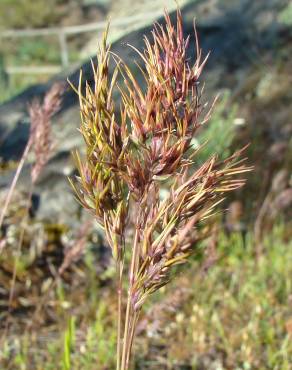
[29, 83, 64, 183]
[70, 9, 252, 301]
[130, 148, 252, 310]
[114, 9, 212, 200]
[69, 29, 128, 260]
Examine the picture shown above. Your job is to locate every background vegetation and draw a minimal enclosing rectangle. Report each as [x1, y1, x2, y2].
[0, 0, 291, 369]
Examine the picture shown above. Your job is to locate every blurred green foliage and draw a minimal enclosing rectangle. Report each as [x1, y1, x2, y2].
[15, 39, 60, 65]
[195, 92, 237, 163]
[278, 3, 292, 26]
[0, 0, 71, 103]
[62, 316, 76, 370]
[0, 0, 64, 30]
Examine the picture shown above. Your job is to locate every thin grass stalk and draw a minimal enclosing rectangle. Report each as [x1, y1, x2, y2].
[120, 227, 139, 370]
[1, 188, 33, 344]
[121, 284, 132, 370]
[8, 188, 33, 310]
[126, 310, 140, 368]
[116, 259, 124, 370]
[8, 84, 63, 332]
[0, 141, 31, 235]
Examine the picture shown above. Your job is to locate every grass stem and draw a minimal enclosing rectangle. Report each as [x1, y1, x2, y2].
[116, 260, 123, 370]
[0, 141, 31, 240]
[121, 227, 139, 370]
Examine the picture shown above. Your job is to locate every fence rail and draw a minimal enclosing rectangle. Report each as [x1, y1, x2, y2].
[5, 66, 63, 75]
[0, 11, 162, 38]
[0, 10, 163, 73]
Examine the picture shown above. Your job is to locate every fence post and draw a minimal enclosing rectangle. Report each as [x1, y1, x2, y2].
[0, 10, 164, 74]
[59, 31, 69, 68]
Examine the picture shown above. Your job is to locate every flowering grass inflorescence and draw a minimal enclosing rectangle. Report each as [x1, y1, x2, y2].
[70, 9, 251, 370]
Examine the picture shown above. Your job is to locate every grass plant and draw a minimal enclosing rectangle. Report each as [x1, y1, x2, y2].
[70, 9, 251, 369]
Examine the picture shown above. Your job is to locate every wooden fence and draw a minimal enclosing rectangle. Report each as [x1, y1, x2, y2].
[0, 10, 163, 75]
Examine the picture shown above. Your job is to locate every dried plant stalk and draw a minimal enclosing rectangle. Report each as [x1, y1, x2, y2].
[0, 83, 64, 250]
[6, 84, 64, 314]
[70, 9, 251, 370]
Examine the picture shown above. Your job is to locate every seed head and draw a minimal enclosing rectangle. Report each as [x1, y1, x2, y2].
[29, 83, 64, 183]
[70, 9, 252, 300]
